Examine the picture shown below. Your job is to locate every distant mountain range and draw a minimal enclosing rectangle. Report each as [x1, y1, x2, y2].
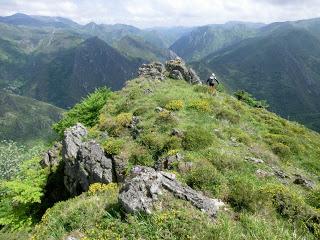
[1, 12, 320, 141]
[0, 13, 190, 109]
[189, 18, 320, 131]
[170, 22, 263, 61]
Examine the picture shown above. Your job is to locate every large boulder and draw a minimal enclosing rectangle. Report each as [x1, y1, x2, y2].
[62, 124, 114, 196]
[119, 166, 224, 218]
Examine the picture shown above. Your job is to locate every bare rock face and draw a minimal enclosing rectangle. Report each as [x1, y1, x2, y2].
[119, 166, 224, 218]
[165, 58, 202, 85]
[137, 58, 202, 85]
[62, 124, 114, 196]
[138, 62, 165, 80]
[113, 155, 128, 183]
[40, 142, 61, 168]
[188, 68, 201, 84]
[169, 69, 184, 80]
[62, 123, 88, 161]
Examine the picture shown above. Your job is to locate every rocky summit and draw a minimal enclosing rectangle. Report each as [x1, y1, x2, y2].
[138, 57, 202, 84]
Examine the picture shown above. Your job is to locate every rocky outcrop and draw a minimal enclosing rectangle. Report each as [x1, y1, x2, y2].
[165, 58, 201, 84]
[62, 124, 114, 196]
[169, 69, 184, 80]
[293, 174, 315, 189]
[138, 58, 202, 85]
[62, 124, 88, 161]
[119, 166, 224, 218]
[171, 128, 184, 138]
[138, 62, 165, 80]
[40, 142, 61, 168]
[155, 152, 183, 171]
[245, 157, 264, 164]
[113, 155, 128, 183]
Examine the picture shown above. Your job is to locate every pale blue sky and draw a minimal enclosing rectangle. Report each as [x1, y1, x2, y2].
[0, 0, 319, 28]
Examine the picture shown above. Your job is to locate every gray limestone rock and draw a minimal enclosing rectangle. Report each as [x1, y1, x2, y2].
[169, 69, 184, 80]
[40, 142, 61, 168]
[165, 58, 202, 84]
[119, 166, 224, 218]
[62, 124, 114, 196]
[62, 123, 88, 162]
[138, 62, 165, 80]
[113, 155, 128, 183]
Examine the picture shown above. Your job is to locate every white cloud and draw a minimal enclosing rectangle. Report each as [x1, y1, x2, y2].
[0, 0, 319, 28]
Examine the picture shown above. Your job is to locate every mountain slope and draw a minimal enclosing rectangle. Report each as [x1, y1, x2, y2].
[170, 23, 260, 61]
[5, 73, 319, 239]
[0, 91, 63, 142]
[23, 37, 141, 108]
[193, 26, 320, 131]
[114, 35, 175, 62]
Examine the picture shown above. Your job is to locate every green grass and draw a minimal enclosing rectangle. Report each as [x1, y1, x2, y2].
[2, 77, 320, 239]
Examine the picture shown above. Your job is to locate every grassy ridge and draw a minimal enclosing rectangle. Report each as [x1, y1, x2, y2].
[25, 78, 320, 239]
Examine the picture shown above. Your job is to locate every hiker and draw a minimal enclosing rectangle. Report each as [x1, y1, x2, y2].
[207, 73, 219, 95]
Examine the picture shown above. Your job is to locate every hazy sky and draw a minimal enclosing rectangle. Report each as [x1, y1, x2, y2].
[0, 0, 319, 28]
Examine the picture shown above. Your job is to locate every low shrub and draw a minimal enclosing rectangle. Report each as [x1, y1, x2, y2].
[31, 185, 119, 240]
[53, 88, 111, 137]
[234, 90, 269, 108]
[216, 108, 240, 124]
[271, 142, 291, 158]
[193, 85, 211, 94]
[307, 188, 320, 209]
[129, 145, 154, 167]
[102, 138, 124, 155]
[114, 112, 133, 127]
[140, 132, 167, 157]
[188, 99, 211, 112]
[182, 127, 213, 151]
[99, 113, 133, 136]
[228, 175, 262, 212]
[88, 183, 118, 195]
[185, 162, 225, 196]
[262, 184, 307, 218]
[156, 110, 178, 125]
[261, 184, 320, 238]
[165, 100, 184, 111]
[163, 136, 182, 152]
